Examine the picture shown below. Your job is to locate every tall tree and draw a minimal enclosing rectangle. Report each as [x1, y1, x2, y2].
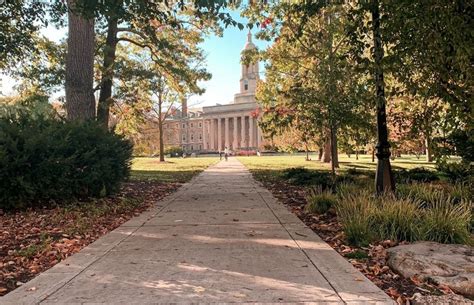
[65, 0, 96, 121]
[369, 0, 395, 194]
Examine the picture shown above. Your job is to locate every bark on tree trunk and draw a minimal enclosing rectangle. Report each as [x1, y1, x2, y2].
[330, 125, 339, 170]
[372, 0, 395, 194]
[97, 17, 118, 127]
[425, 136, 433, 162]
[356, 150, 359, 160]
[322, 136, 331, 163]
[65, 0, 96, 121]
[158, 93, 165, 162]
[318, 147, 323, 161]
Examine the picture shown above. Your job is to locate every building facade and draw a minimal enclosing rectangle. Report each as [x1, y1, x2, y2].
[161, 32, 264, 153]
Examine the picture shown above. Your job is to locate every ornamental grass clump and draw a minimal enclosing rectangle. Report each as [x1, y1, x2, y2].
[335, 191, 376, 246]
[419, 194, 472, 245]
[305, 186, 338, 214]
[374, 196, 421, 242]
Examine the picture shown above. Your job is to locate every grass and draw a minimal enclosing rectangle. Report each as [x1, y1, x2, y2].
[131, 157, 219, 182]
[239, 153, 437, 173]
[238, 154, 472, 246]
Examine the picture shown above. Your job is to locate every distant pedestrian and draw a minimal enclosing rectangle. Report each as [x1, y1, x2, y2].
[219, 150, 223, 160]
[224, 147, 229, 161]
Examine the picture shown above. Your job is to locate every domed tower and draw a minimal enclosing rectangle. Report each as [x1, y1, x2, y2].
[234, 31, 259, 104]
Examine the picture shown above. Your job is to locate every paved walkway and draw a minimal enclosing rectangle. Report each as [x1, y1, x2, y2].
[2, 158, 393, 305]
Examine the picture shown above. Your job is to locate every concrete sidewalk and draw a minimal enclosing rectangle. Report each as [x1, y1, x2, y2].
[2, 158, 393, 304]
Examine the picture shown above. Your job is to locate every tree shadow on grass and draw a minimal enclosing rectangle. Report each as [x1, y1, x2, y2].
[130, 170, 201, 183]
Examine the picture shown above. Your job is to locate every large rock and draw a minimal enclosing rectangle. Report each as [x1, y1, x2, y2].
[387, 242, 474, 297]
[411, 293, 474, 305]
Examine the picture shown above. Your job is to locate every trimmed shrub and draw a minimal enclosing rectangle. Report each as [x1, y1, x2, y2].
[419, 194, 472, 244]
[306, 187, 338, 214]
[395, 167, 439, 183]
[0, 110, 133, 209]
[335, 192, 376, 246]
[282, 167, 354, 189]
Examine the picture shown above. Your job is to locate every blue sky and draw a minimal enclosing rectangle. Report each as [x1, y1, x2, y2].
[189, 19, 270, 107]
[1, 11, 271, 107]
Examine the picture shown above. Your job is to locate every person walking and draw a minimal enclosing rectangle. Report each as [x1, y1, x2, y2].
[219, 150, 223, 160]
[224, 147, 229, 161]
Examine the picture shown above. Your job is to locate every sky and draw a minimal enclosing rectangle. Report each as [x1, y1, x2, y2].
[0, 11, 271, 107]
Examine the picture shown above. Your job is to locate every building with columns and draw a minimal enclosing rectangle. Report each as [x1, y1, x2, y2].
[157, 32, 265, 153]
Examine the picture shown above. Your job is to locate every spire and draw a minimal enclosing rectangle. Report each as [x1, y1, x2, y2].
[243, 30, 256, 50]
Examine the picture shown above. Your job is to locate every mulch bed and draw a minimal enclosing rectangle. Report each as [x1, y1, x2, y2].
[260, 178, 446, 304]
[0, 180, 181, 296]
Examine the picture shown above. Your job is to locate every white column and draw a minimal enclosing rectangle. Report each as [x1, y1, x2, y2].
[224, 117, 230, 149]
[249, 116, 254, 148]
[217, 117, 222, 151]
[240, 115, 246, 148]
[203, 120, 208, 150]
[233, 117, 238, 149]
[210, 119, 215, 150]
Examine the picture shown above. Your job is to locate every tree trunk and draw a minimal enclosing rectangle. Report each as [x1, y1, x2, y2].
[371, 0, 395, 195]
[322, 137, 331, 163]
[330, 125, 339, 169]
[97, 17, 118, 127]
[318, 147, 323, 161]
[158, 93, 165, 162]
[356, 150, 359, 160]
[65, 0, 96, 121]
[425, 135, 433, 162]
[372, 147, 375, 162]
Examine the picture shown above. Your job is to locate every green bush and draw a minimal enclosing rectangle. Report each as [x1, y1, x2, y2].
[305, 187, 338, 214]
[335, 192, 376, 246]
[436, 160, 473, 183]
[395, 167, 439, 183]
[0, 110, 133, 209]
[165, 146, 184, 157]
[374, 196, 421, 242]
[419, 194, 472, 244]
[282, 167, 354, 189]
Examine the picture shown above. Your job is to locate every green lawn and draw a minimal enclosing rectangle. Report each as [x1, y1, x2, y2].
[237, 154, 438, 184]
[239, 154, 436, 172]
[131, 157, 219, 183]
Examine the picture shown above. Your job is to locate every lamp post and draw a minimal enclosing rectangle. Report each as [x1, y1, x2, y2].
[371, 0, 395, 194]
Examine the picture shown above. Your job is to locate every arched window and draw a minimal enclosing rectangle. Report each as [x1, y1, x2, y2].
[244, 79, 249, 91]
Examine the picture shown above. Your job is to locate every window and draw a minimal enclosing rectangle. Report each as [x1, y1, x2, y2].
[191, 134, 194, 141]
[190, 123, 194, 128]
[244, 80, 249, 91]
[198, 122, 202, 128]
[176, 123, 179, 128]
[182, 134, 186, 142]
[182, 123, 186, 129]
[199, 134, 202, 140]
[191, 145, 194, 151]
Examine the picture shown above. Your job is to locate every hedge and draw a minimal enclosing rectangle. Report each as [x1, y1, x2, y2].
[0, 109, 133, 209]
